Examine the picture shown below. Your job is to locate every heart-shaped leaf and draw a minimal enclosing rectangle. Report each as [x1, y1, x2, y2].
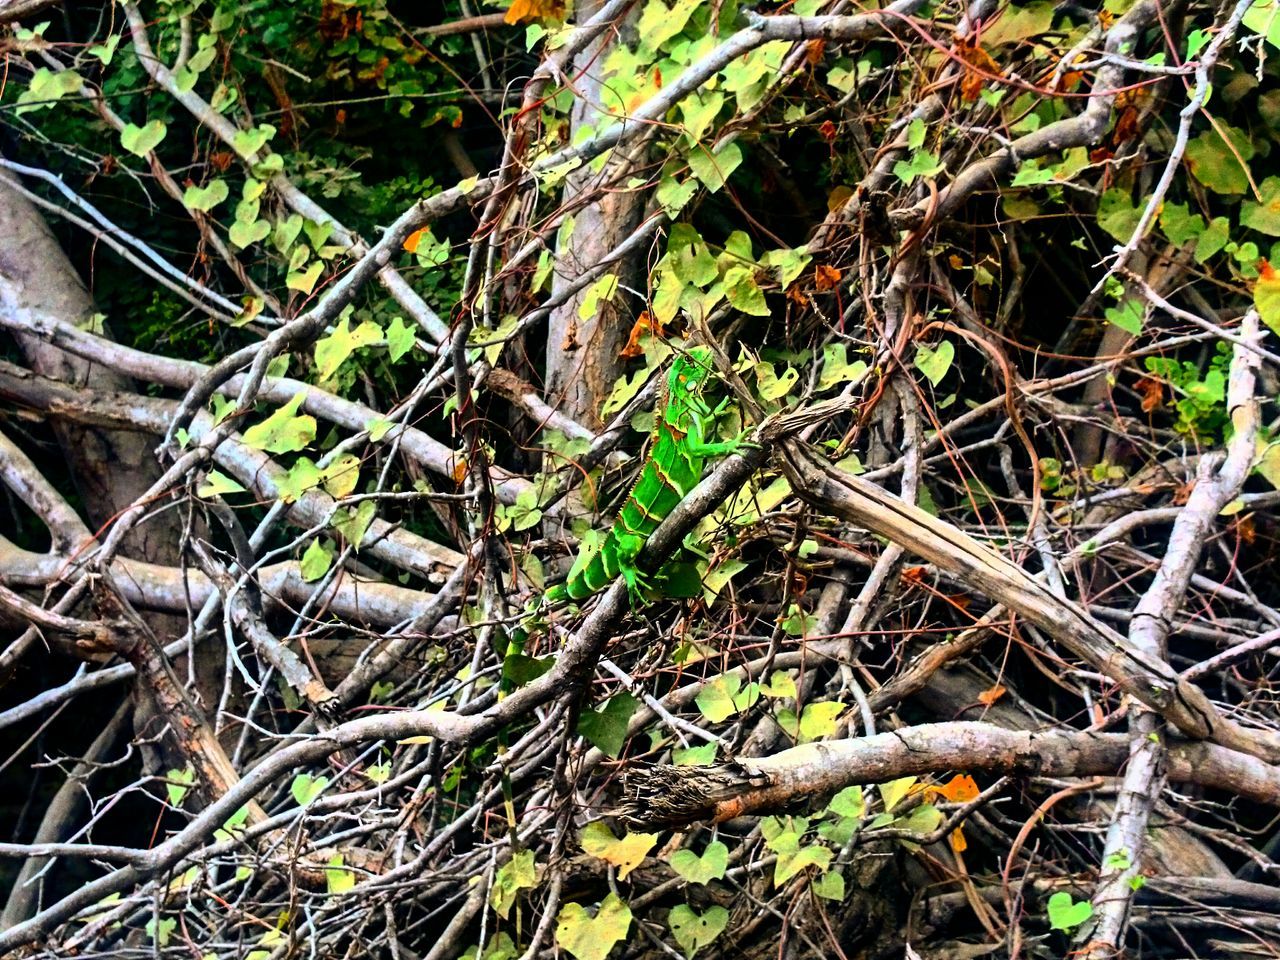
[300, 539, 333, 582]
[120, 119, 166, 157]
[580, 821, 657, 880]
[555, 894, 632, 960]
[287, 260, 325, 295]
[668, 904, 727, 957]
[290, 772, 329, 807]
[229, 217, 270, 249]
[577, 692, 639, 758]
[1047, 890, 1093, 931]
[668, 840, 728, 885]
[241, 392, 315, 454]
[232, 123, 276, 158]
[182, 179, 229, 212]
[491, 849, 538, 920]
[914, 340, 954, 386]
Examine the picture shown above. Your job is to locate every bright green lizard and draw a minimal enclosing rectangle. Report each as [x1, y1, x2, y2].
[543, 345, 747, 608]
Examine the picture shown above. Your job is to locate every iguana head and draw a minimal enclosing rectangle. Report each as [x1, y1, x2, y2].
[668, 345, 715, 407]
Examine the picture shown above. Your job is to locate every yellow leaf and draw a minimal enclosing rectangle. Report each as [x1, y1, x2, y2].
[579, 821, 657, 880]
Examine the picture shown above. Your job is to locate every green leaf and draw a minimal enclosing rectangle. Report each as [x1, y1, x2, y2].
[759, 246, 813, 288]
[668, 904, 728, 958]
[1096, 188, 1143, 243]
[197, 469, 246, 498]
[290, 772, 329, 807]
[827, 785, 864, 819]
[602, 368, 651, 416]
[1159, 202, 1206, 246]
[667, 225, 720, 287]
[1046, 891, 1094, 931]
[183, 179, 230, 212]
[555, 894, 632, 960]
[1244, 0, 1280, 50]
[507, 487, 543, 532]
[325, 854, 356, 895]
[578, 274, 619, 321]
[580, 821, 657, 880]
[1010, 162, 1056, 187]
[315, 318, 383, 381]
[687, 141, 742, 193]
[321, 453, 361, 498]
[120, 120, 167, 157]
[577, 692, 639, 757]
[287, 260, 325, 296]
[1257, 264, 1280, 335]
[656, 176, 699, 217]
[680, 91, 726, 143]
[795, 701, 844, 742]
[668, 840, 728, 885]
[146, 917, 176, 947]
[907, 117, 926, 150]
[333, 501, 376, 546]
[811, 870, 845, 900]
[754, 361, 799, 401]
[16, 67, 82, 114]
[819, 343, 868, 389]
[760, 670, 797, 699]
[491, 850, 538, 920]
[673, 742, 717, 766]
[695, 674, 760, 723]
[723, 265, 770, 316]
[300, 538, 333, 582]
[241, 392, 315, 454]
[89, 35, 120, 64]
[165, 765, 195, 807]
[1243, 176, 1280, 236]
[1104, 298, 1143, 336]
[913, 340, 954, 386]
[229, 218, 270, 249]
[892, 150, 944, 186]
[385, 316, 416, 362]
[274, 213, 304, 254]
[232, 123, 276, 158]
[898, 802, 944, 837]
[278, 457, 323, 504]
[771, 832, 833, 884]
[880, 776, 917, 813]
[1194, 216, 1231, 262]
[1185, 124, 1254, 195]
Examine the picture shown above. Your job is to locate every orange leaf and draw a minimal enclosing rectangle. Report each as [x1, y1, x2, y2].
[901, 566, 928, 584]
[404, 228, 427, 254]
[814, 264, 842, 291]
[976, 683, 1006, 706]
[1135, 376, 1164, 413]
[818, 120, 838, 143]
[806, 39, 826, 65]
[1236, 514, 1257, 544]
[504, 0, 565, 25]
[451, 459, 468, 486]
[619, 311, 663, 359]
[950, 828, 968, 854]
[955, 39, 1002, 102]
[937, 774, 980, 803]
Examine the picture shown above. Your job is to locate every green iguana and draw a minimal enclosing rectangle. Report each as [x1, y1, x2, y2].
[543, 345, 748, 608]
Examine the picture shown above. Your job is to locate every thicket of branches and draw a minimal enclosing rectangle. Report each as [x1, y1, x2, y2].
[3, 0, 1280, 957]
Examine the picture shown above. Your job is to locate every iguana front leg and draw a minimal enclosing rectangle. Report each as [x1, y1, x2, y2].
[614, 532, 652, 607]
[684, 406, 757, 458]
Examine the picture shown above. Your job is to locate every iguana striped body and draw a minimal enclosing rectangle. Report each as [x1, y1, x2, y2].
[544, 346, 743, 607]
